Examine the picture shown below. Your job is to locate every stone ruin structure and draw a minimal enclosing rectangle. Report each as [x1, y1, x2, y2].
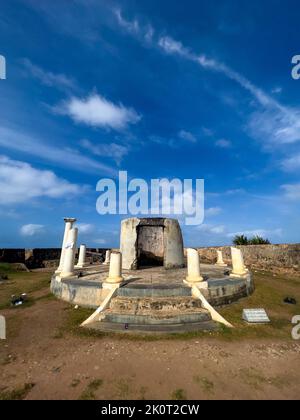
[120, 217, 185, 270]
[51, 216, 254, 333]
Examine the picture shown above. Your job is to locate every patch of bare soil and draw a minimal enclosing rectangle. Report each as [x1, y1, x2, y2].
[0, 286, 300, 400]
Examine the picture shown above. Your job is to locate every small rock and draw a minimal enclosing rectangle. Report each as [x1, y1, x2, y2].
[284, 297, 297, 305]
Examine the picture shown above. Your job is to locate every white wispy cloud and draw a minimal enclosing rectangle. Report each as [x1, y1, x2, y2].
[215, 138, 232, 148]
[0, 125, 117, 176]
[20, 224, 45, 236]
[55, 93, 141, 131]
[198, 224, 226, 234]
[114, 8, 140, 34]
[80, 139, 129, 165]
[202, 127, 214, 137]
[114, 11, 300, 150]
[227, 228, 282, 238]
[0, 156, 83, 205]
[22, 58, 76, 92]
[178, 130, 197, 143]
[281, 183, 300, 200]
[280, 154, 300, 172]
[158, 36, 191, 58]
[160, 36, 300, 146]
[205, 207, 222, 217]
[114, 9, 154, 43]
[77, 223, 95, 234]
[271, 87, 282, 94]
[92, 238, 107, 245]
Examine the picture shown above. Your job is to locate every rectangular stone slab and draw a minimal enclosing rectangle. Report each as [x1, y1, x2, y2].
[242, 308, 270, 323]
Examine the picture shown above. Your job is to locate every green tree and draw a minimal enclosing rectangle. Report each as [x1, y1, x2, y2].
[233, 235, 249, 245]
[248, 235, 271, 245]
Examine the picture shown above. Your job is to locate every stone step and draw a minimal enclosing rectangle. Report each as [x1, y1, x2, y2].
[109, 296, 203, 315]
[88, 320, 217, 333]
[117, 284, 191, 298]
[100, 310, 211, 325]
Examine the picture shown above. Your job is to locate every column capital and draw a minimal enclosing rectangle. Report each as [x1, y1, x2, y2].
[64, 217, 77, 223]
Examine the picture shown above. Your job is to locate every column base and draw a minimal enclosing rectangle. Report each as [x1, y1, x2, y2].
[102, 280, 122, 289]
[230, 270, 248, 278]
[75, 263, 89, 269]
[60, 272, 76, 279]
[105, 276, 123, 284]
[183, 279, 208, 289]
[185, 275, 204, 283]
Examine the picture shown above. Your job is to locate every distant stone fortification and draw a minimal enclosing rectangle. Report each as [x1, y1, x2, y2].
[0, 248, 109, 269]
[197, 244, 300, 273]
[1, 244, 300, 272]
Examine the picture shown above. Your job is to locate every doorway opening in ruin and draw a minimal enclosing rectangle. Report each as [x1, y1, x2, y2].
[137, 225, 164, 268]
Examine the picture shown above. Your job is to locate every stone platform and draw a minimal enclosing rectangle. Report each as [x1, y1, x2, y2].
[51, 264, 253, 333]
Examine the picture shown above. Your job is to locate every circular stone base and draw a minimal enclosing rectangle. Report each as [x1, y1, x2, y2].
[51, 264, 254, 309]
[51, 264, 253, 333]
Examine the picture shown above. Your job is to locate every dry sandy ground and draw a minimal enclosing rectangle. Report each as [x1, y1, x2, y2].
[1, 293, 300, 400]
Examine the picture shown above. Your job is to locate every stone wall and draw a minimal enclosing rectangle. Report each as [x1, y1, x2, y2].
[0, 249, 25, 263]
[25, 248, 61, 269]
[0, 248, 110, 269]
[1, 244, 300, 272]
[197, 244, 300, 272]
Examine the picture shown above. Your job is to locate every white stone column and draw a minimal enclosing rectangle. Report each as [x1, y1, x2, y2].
[56, 218, 76, 273]
[230, 247, 248, 277]
[76, 244, 87, 268]
[105, 252, 123, 284]
[216, 250, 227, 267]
[184, 248, 207, 288]
[103, 250, 111, 265]
[60, 227, 78, 278]
[0, 315, 6, 340]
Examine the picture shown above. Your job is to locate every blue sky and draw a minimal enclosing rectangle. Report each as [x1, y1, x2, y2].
[0, 0, 300, 248]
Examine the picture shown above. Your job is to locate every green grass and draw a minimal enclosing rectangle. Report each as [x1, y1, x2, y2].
[0, 383, 35, 400]
[77, 270, 300, 342]
[70, 379, 81, 388]
[1, 264, 299, 343]
[56, 306, 95, 338]
[79, 379, 103, 400]
[139, 386, 148, 400]
[238, 368, 289, 391]
[0, 264, 51, 310]
[0, 262, 15, 274]
[217, 271, 300, 341]
[193, 376, 214, 394]
[115, 378, 131, 399]
[171, 388, 187, 400]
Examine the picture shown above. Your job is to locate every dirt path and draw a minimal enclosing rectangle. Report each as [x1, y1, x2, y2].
[1, 288, 300, 400]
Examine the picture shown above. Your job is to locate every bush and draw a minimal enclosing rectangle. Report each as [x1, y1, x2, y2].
[233, 235, 271, 246]
[248, 236, 271, 245]
[233, 235, 249, 245]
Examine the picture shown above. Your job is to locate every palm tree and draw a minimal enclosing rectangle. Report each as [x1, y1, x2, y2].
[249, 235, 271, 245]
[233, 235, 249, 245]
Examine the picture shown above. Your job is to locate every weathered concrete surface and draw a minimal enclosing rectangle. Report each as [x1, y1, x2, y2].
[50, 276, 105, 308]
[120, 217, 184, 270]
[163, 218, 185, 269]
[120, 218, 140, 269]
[51, 264, 253, 309]
[197, 244, 300, 272]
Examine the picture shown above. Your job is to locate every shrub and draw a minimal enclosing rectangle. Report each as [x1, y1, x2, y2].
[232, 235, 271, 246]
[233, 235, 249, 245]
[248, 236, 271, 245]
